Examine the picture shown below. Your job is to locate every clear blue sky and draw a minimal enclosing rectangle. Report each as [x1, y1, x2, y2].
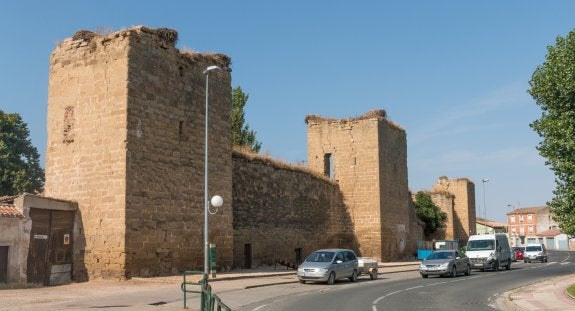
[2, 1, 573, 223]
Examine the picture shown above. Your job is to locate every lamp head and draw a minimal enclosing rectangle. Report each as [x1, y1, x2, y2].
[211, 195, 224, 208]
[203, 65, 222, 75]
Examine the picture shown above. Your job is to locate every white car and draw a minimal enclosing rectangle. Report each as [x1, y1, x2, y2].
[524, 243, 548, 263]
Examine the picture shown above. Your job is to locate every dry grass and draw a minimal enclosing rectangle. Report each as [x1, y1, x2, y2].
[232, 146, 334, 183]
[305, 109, 405, 131]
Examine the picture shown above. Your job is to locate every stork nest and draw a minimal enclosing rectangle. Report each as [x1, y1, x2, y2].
[72, 30, 97, 42]
[155, 28, 178, 46]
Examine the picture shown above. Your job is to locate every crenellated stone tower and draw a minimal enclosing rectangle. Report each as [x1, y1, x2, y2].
[45, 26, 233, 279]
[305, 110, 411, 261]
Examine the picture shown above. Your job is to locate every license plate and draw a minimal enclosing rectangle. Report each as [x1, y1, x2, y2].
[473, 264, 482, 267]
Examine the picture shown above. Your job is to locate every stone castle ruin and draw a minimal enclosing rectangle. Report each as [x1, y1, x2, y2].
[43, 26, 475, 280]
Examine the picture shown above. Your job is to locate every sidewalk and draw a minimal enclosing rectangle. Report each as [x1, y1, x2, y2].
[497, 273, 575, 310]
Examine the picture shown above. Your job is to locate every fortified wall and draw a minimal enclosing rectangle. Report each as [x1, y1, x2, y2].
[306, 111, 413, 261]
[43, 26, 439, 281]
[232, 149, 357, 268]
[432, 177, 476, 244]
[45, 26, 233, 279]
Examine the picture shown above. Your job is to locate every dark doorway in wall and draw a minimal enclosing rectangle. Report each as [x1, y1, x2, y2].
[244, 244, 252, 269]
[0, 246, 8, 283]
[295, 248, 302, 265]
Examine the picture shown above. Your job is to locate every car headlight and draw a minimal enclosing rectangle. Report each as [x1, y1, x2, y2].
[318, 268, 328, 273]
[487, 252, 496, 260]
[298, 268, 304, 273]
[419, 263, 426, 269]
[440, 262, 449, 268]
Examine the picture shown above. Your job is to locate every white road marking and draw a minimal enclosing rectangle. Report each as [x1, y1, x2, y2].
[371, 261, 557, 311]
[252, 304, 268, 311]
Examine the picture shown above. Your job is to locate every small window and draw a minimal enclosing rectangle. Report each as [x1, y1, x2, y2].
[528, 226, 534, 234]
[527, 214, 533, 221]
[510, 215, 515, 224]
[323, 153, 333, 178]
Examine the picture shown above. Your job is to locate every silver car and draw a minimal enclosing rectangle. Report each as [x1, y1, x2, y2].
[297, 249, 359, 285]
[419, 250, 471, 278]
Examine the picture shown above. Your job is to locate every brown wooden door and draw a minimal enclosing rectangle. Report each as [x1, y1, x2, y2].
[27, 209, 75, 285]
[48, 211, 75, 267]
[27, 208, 51, 284]
[0, 246, 8, 283]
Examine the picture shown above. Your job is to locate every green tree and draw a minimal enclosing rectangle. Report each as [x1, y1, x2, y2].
[529, 30, 575, 235]
[232, 86, 261, 152]
[0, 109, 44, 196]
[414, 191, 447, 236]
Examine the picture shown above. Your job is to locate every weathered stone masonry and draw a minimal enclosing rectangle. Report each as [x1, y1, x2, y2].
[45, 27, 233, 279]
[306, 111, 413, 261]
[232, 150, 358, 268]
[42, 26, 475, 281]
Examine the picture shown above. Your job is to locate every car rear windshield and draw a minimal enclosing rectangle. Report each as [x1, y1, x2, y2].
[467, 240, 495, 251]
[306, 251, 335, 262]
[526, 246, 542, 252]
[426, 251, 455, 260]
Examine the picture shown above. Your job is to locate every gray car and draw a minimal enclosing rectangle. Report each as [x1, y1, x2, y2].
[419, 250, 471, 278]
[297, 249, 359, 285]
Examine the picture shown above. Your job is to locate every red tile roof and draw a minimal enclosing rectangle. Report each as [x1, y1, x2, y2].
[0, 204, 23, 218]
[507, 206, 549, 215]
[537, 228, 562, 237]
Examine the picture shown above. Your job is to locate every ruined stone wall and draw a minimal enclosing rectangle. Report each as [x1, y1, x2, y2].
[429, 191, 455, 240]
[232, 150, 357, 268]
[123, 27, 233, 277]
[45, 27, 233, 279]
[306, 110, 411, 261]
[377, 117, 411, 260]
[432, 177, 476, 244]
[46, 30, 130, 279]
[407, 195, 424, 258]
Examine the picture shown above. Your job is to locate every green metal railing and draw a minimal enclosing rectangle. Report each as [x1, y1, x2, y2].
[181, 271, 232, 311]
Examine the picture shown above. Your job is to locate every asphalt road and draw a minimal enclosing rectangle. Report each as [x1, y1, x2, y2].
[233, 251, 575, 311]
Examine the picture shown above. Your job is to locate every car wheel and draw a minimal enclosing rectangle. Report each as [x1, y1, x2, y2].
[450, 266, 457, 278]
[349, 269, 358, 282]
[544, 258, 548, 263]
[506, 259, 511, 270]
[370, 269, 378, 280]
[465, 265, 471, 276]
[524, 260, 527, 263]
[421, 273, 428, 279]
[327, 272, 335, 285]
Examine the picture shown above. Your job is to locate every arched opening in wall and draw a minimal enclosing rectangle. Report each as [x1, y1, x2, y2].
[323, 153, 333, 178]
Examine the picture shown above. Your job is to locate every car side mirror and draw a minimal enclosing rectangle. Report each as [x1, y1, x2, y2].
[456, 257, 461, 260]
[336, 260, 343, 264]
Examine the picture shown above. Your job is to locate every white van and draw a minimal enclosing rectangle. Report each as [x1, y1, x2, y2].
[466, 234, 512, 271]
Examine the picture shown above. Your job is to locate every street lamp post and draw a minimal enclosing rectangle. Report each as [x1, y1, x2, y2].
[203, 65, 223, 278]
[482, 178, 489, 234]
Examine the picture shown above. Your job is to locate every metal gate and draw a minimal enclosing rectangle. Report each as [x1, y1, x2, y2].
[27, 208, 75, 285]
